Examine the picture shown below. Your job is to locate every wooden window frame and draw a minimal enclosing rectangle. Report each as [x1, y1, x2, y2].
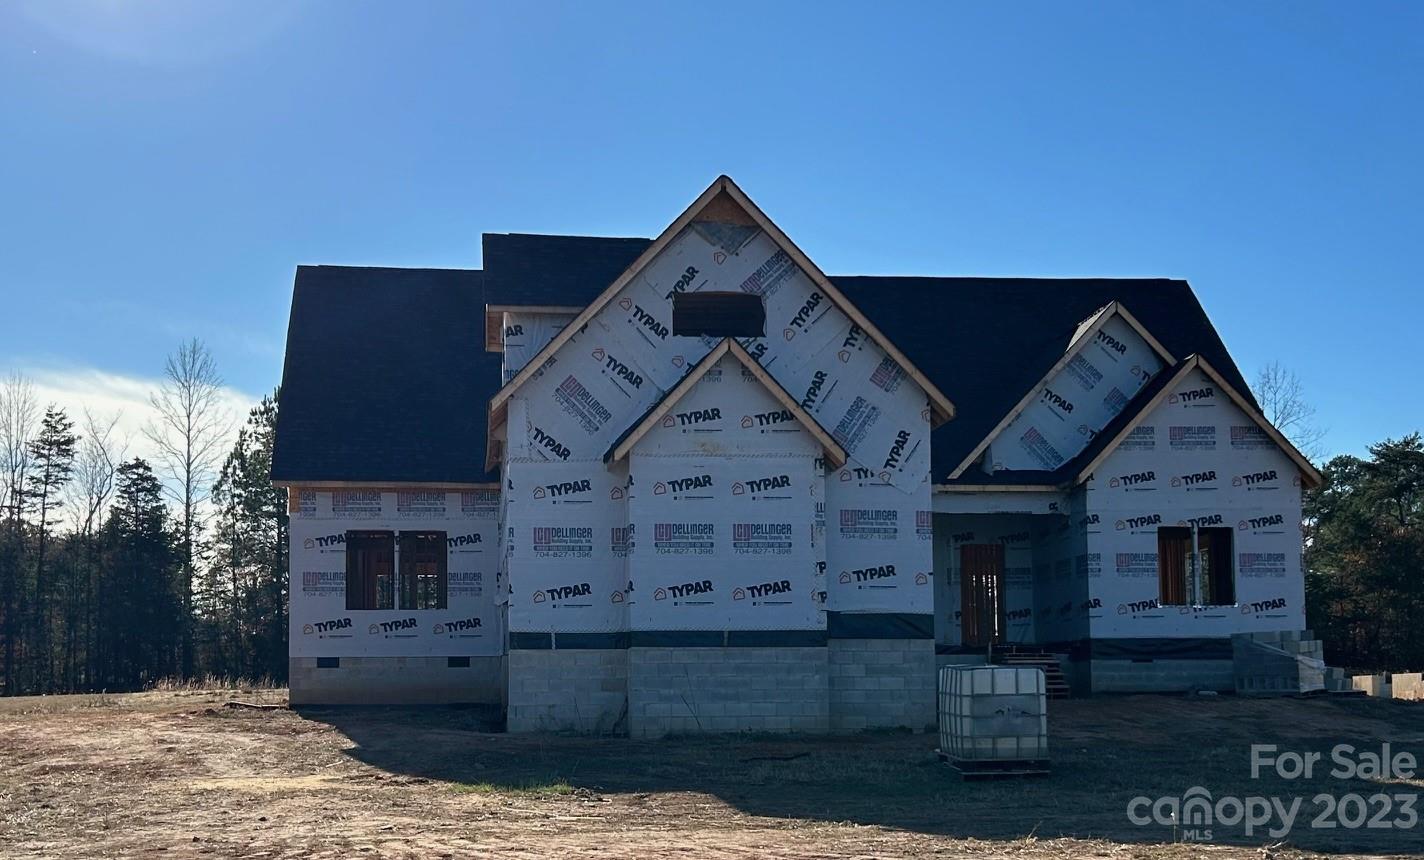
[398, 530, 448, 611]
[1157, 526, 1235, 607]
[346, 531, 395, 611]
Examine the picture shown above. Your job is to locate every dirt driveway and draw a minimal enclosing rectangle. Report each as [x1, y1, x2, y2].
[2, 689, 1421, 858]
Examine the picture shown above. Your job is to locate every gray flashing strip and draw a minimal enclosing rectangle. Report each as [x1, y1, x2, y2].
[507, 630, 830, 649]
[826, 612, 934, 640]
[933, 637, 1236, 661]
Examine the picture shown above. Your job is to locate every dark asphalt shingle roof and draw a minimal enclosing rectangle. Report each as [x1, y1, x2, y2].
[273, 238, 1254, 486]
[482, 233, 652, 306]
[271, 265, 499, 484]
[830, 277, 1255, 483]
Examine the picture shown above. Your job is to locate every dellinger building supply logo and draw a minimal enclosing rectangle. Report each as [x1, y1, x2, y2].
[1127, 744, 1418, 842]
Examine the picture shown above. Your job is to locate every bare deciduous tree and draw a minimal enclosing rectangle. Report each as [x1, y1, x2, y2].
[68, 409, 126, 537]
[0, 372, 38, 522]
[1254, 361, 1327, 463]
[0, 372, 39, 694]
[144, 339, 231, 677]
[67, 409, 126, 687]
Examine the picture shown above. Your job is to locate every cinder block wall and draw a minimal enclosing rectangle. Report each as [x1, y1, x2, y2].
[507, 648, 628, 733]
[829, 638, 936, 732]
[288, 656, 505, 706]
[627, 647, 828, 738]
[1089, 658, 1233, 693]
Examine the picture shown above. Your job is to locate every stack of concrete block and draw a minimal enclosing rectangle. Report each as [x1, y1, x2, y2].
[1325, 667, 1353, 692]
[1350, 673, 1391, 698]
[1232, 631, 1326, 695]
[1390, 672, 1423, 701]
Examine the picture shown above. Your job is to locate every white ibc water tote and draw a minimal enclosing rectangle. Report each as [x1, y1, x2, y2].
[937, 665, 1049, 777]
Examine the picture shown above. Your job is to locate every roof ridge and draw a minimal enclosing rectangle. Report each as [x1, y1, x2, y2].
[486, 232, 653, 242]
[298, 263, 480, 274]
[828, 274, 1189, 284]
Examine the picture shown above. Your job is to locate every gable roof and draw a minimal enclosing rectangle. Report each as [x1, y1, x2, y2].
[482, 233, 653, 306]
[1073, 354, 1322, 488]
[945, 301, 1176, 479]
[273, 246, 1259, 486]
[271, 265, 500, 486]
[464, 235, 1257, 483]
[486, 176, 958, 447]
[605, 338, 848, 468]
[831, 277, 1256, 482]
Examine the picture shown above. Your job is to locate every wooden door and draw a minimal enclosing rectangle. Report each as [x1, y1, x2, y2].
[960, 543, 1006, 647]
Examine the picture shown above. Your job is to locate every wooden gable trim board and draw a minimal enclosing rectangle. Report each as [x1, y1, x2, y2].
[607, 338, 849, 469]
[1072, 355, 1322, 489]
[485, 175, 957, 458]
[486, 178, 729, 435]
[714, 177, 956, 426]
[946, 300, 1177, 480]
[1193, 355, 1322, 488]
[483, 305, 587, 353]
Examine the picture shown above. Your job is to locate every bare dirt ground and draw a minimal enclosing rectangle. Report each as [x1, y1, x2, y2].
[2, 689, 1421, 859]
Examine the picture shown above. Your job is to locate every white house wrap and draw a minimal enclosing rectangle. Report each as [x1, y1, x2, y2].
[989, 312, 1167, 473]
[274, 175, 1321, 718]
[505, 461, 629, 633]
[289, 490, 502, 658]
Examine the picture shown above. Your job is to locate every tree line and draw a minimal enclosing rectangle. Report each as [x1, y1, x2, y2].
[1256, 364, 1424, 672]
[1305, 434, 1424, 672]
[0, 340, 286, 695]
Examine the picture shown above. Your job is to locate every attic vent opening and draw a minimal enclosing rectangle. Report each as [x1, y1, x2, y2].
[672, 291, 765, 338]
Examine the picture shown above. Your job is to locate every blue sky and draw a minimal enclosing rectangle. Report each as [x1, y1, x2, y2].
[2, 1, 1420, 460]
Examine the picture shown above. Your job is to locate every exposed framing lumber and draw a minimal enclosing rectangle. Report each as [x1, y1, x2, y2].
[931, 483, 1064, 493]
[485, 176, 957, 468]
[946, 301, 1176, 480]
[483, 305, 585, 352]
[278, 482, 502, 515]
[714, 177, 956, 426]
[606, 339, 848, 468]
[486, 178, 727, 436]
[275, 481, 499, 492]
[1073, 355, 1322, 488]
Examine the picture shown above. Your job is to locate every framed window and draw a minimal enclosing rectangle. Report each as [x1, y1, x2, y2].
[346, 531, 395, 610]
[672, 291, 765, 338]
[1157, 526, 1235, 606]
[399, 531, 448, 610]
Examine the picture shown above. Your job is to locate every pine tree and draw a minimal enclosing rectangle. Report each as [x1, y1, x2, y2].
[99, 459, 180, 689]
[210, 392, 287, 680]
[25, 407, 76, 691]
[1307, 434, 1424, 670]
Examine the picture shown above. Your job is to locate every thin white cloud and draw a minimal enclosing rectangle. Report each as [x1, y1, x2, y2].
[21, 363, 260, 485]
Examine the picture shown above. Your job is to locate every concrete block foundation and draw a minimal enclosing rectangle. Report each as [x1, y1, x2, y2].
[627, 646, 828, 738]
[288, 656, 505, 706]
[507, 648, 628, 733]
[829, 638, 935, 732]
[1089, 658, 1234, 693]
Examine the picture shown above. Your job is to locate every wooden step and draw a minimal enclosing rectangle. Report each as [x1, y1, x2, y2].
[990, 652, 1072, 699]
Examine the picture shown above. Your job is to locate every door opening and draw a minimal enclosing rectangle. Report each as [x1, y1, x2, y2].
[960, 543, 1007, 647]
